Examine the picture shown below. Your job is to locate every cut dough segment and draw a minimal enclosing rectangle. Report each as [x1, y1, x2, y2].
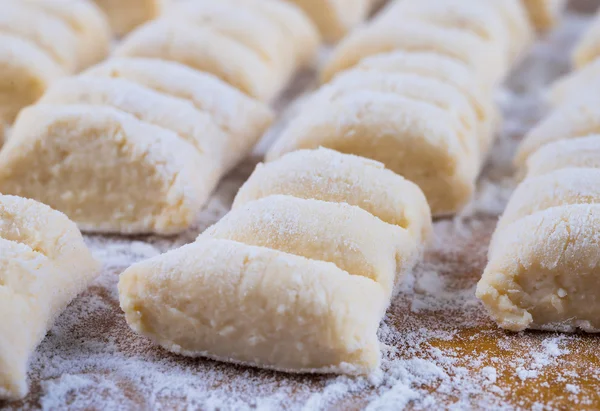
[574, 11, 600, 68]
[496, 168, 600, 233]
[522, 0, 567, 31]
[321, 20, 505, 88]
[515, 98, 600, 170]
[0, 195, 99, 400]
[310, 70, 486, 154]
[203, 195, 417, 299]
[484, 0, 534, 58]
[284, 0, 372, 43]
[1, 1, 79, 72]
[266, 92, 477, 216]
[217, 0, 320, 67]
[478, 204, 600, 332]
[0, 34, 65, 129]
[93, 0, 167, 36]
[118, 238, 386, 374]
[39, 76, 228, 163]
[115, 20, 276, 102]
[84, 58, 273, 171]
[233, 148, 432, 244]
[25, 0, 111, 69]
[377, 0, 512, 62]
[0, 104, 217, 234]
[164, 1, 293, 85]
[526, 135, 600, 178]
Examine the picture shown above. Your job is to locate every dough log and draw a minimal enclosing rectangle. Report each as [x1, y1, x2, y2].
[0, 195, 99, 400]
[119, 148, 432, 374]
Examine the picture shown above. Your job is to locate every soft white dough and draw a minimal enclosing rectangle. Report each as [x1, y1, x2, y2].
[203, 195, 418, 299]
[525, 135, 600, 177]
[119, 238, 387, 374]
[479, 204, 600, 333]
[0, 104, 216, 234]
[573, 8, 600, 68]
[0, 195, 99, 400]
[92, 0, 167, 36]
[233, 148, 432, 244]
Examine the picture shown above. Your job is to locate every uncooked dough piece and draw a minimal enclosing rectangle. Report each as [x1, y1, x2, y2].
[0, 104, 218, 234]
[496, 168, 600, 233]
[84, 58, 274, 171]
[39, 76, 228, 163]
[515, 97, 600, 171]
[478, 204, 600, 332]
[309, 70, 487, 156]
[203, 195, 418, 299]
[119, 238, 387, 374]
[266, 91, 478, 216]
[522, 0, 567, 31]
[115, 20, 276, 102]
[0, 195, 99, 400]
[233, 148, 432, 244]
[377, 0, 513, 62]
[25, 0, 111, 70]
[93, 0, 167, 36]
[574, 10, 600, 68]
[284, 0, 372, 43]
[526, 135, 600, 178]
[321, 19, 506, 88]
[0, 34, 65, 130]
[549, 60, 600, 106]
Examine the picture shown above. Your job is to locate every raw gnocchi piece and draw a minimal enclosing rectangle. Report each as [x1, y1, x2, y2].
[322, 20, 505, 88]
[522, 0, 567, 31]
[526, 135, 600, 177]
[284, 0, 373, 43]
[0, 195, 99, 400]
[233, 148, 432, 244]
[478, 204, 600, 332]
[83, 58, 274, 171]
[119, 148, 431, 374]
[496, 168, 600, 233]
[24, 0, 111, 69]
[266, 91, 478, 216]
[203, 195, 418, 299]
[0, 104, 217, 234]
[119, 238, 386, 374]
[515, 97, 600, 171]
[92, 0, 167, 36]
[114, 0, 319, 102]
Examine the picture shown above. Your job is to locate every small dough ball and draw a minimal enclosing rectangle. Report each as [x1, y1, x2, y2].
[233, 147, 432, 244]
[267, 92, 478, 216]
[118, 238, 386, 374]
[479, 204, 600, 332]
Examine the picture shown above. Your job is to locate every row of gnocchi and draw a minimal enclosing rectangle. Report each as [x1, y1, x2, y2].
[478, 10, 600, 333]
[0, 0, 572, 401]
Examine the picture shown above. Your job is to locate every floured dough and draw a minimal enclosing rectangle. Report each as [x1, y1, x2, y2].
[0, 195, 99, 400]
[233, 148, 432, 243]
[574, 10, 600, 68]
[83, 58, 274, 171]
[119, 148, 431, 374]
[266, 91, 477, 216]
[549, 59, 600, 105]
[115, 0, 319, 102]
[322, 17, 505, 88]
[92, 0, 167, 36]
[526, 135, 600, 177]
[0, 104, 217, 234]
[284, 0, 373, 43]
[119, 238, 387, 374]
[522, 0, 567, 31]
[478, 204, 600, 332]
[515, 97, 600, 171]
[203, 195, 417, 299]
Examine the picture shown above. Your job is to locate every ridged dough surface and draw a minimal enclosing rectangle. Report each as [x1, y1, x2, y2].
[0, 195, 99, 400]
